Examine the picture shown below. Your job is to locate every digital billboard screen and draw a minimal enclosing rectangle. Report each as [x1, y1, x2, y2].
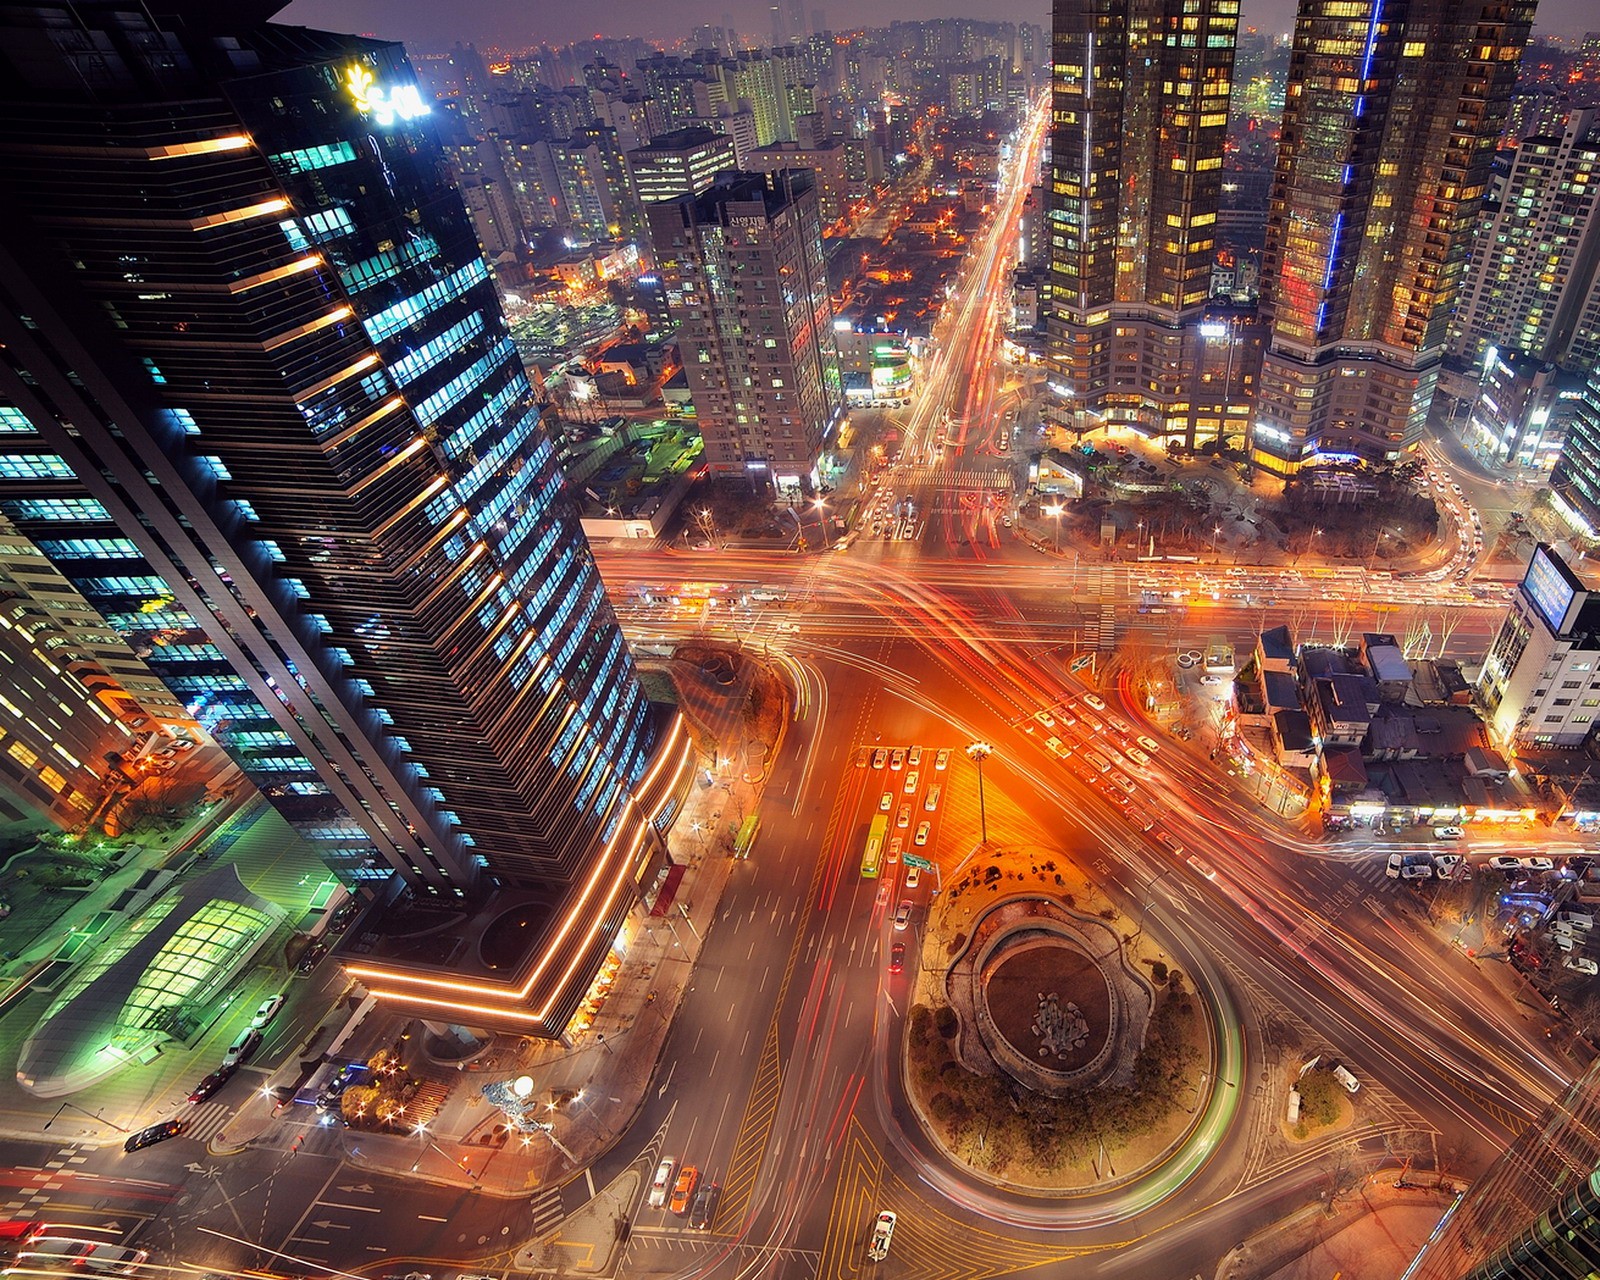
[1523, 545, 1581, 636]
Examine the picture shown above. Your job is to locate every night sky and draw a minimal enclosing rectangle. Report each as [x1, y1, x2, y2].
[277, 0, 1598, 56]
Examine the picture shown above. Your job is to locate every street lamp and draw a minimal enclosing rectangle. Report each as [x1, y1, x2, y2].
[966, 741, 993, 846]
[813, 497, 831, 549]
[1044, 502, 1064, 554]
[1211, 523, 1223, 559]
[44, 1101, 127, 1133]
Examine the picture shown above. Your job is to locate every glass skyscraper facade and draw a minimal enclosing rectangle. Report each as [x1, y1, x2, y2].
[1252, 0, 1533, 474]
[0, 1, 692, 1034]
[1043, 0, 1253, 449]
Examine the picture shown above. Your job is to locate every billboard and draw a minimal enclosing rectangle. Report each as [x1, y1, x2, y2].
[1522, 544, 1584, 636]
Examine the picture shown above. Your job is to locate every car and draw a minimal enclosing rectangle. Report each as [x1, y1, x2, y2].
[872, 748, 888, 769]
[1332, 1064, 1361, 1094]
[908, 747, 922, 767]
[1557, 907, 1596, 929]
[905, 866, 920, 889]
[894, 901, 913, 931]
[670, 1166, 699, 1216]
[251, 994, 285, 1028]
[855, 748, 870, 768]
[296, 941, 327, 974]
[887, 837, 902, 864]
[1520, 857, 1556, 873]
[868, 1210, 897, 1261]
[1433, 854, 1464, 877]
[124, 1119, 189, 1153]
[1082, 693, 1107, 711]
[12, 1239, 149, 1276]
[924, 785, 941, 811]
[188, 1064, 237, 1104]
[1079, 714, 1104, 734]
[914, 821, 930, 847]
[1432, 826, 1464, 840]
[689, 1181, 721, 1230]
[1109, 771, 1136, 795]
[1107, 715, 1134, 737]
[223, 1026, 262, 1068]
[648, 1156, 676, 1209]
[1565, 955, 1599, 976]
[903, 770, 919, 794]
[879, 791, 893, 812]
[1034, 710, 1056, 729]
[1045, 735, 1068, 758]
[1199, 674, 1226, 686]
[934, 748, 950, 771]
[1155, 832, 1184, 856]
[890, 748, 906, 770]
[888, 942, 906, 973]
[896, 804, 910, 829]
[1488, 856, 1524, 873]
[1056, 707, 1078, 727]
[1385, 853, 1405, 879]
[1400, 863, 1433, 881]
[0, 1223, 47, 1251]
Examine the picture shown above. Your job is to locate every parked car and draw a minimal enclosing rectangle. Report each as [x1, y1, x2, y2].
[894, 901, 913, 931]
[1432, 826, 1464, 840]
[1488, 856, 1524, 873]
[251, 994, 285, 1028]
[648, 1157, 676, 1209]
[188, 1064, 237, 1104]
[124, 1119, 189, 1153]
[868, 1210, 897, 1261]
[223, 1027, 262, 1068]
[1520, 857, 1556, 873]
[1565, 955, 1599, 976]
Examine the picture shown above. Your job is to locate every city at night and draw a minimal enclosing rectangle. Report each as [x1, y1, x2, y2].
[5, 0, 1600, 1276]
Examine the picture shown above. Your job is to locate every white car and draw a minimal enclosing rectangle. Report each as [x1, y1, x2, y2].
[1565, 955, 1599, 976]
[934, 749, 950, 771]
[905, 866, 920, 889]
[1432, 826, 1464, 840]
[1136, 735, 1159, 754]
[1433, 854, 1463, 877]
[1125, 747, 1150, 767]
[914, 821, 930, 846]
[893, 901, 913, 931]
[890, 748, 906, 770]
[251, 994, 285, 1028]
[880, 791, 893, 812]
[1082, 693, 1107, 711]
[868, 1210, 897, 1261]
[1520, 857, 1556, 873]
[1034, 710, 1056, 729]
[648, 1157, 676, 1208]
[1045, 736, 1069, 758]
[1488, 856, 1523, 873]
[903, 770, 919, 794]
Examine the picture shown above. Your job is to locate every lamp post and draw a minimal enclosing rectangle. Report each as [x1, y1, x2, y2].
[1044, 502, 1064, 554]
[966, 741, 993, 846]
[813, 497, 831, 549]
[44, 1101, 127, 1133]
[1211, 523, 1223, 560]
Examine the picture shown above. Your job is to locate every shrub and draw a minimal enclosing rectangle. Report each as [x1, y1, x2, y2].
[934, 1005, 959, 1039]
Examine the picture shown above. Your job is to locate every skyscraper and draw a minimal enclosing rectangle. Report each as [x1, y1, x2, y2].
[626, 126, 739, 208]
[1404, 1053, 1600, 1279]
[0, 0, 693, 1036]
[1449, 109, 1600, 376]
[1252, 0, 1534, 474]
[1043, 0, 1246, 449]
[647, 170, 844, 494]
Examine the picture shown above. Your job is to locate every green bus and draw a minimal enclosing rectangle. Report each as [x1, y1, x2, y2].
[862, 814, 889, 878]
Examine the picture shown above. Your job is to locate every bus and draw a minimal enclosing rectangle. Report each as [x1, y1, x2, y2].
[862, 814, 889, 878]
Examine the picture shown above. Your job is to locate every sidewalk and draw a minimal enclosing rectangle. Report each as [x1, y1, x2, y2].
[211, 649, 781, 1221]
[1221, 1172, 1457, 1280]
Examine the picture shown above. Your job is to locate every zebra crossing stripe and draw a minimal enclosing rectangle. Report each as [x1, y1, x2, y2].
[185, 1101, 233, 1143]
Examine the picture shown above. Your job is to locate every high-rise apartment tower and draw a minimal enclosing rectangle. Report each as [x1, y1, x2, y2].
[0, 0, 694, 1036]
[1252, 0, 1534, 473]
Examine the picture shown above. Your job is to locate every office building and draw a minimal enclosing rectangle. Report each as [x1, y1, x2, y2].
[0, 0, 694, 1036]
[1404, 1054, 1600, 1279]
[1252, 0, 1534, 474]
[626, 127, 738, 207]
[746, 138, 854, 225]
[1461, 349, 1581, 473]
[1042, 0, 1250, 450]
[1450, 110, 1600, 375]
[1553, 367, 1600, 536]
[1478, 545, 1600, 749]
[647, 170, 844, 494]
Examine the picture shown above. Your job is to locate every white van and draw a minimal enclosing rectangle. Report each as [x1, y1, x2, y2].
[1331, 1064, 1360, 1094]
[1083, 751, 1112, 774]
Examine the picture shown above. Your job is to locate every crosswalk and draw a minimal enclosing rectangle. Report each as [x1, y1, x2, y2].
[895, 464, 1013, 492]
[530, 1185, 565, 1236]
[0, 1146, 91, 1220]
[187, 1100, 233, 1144]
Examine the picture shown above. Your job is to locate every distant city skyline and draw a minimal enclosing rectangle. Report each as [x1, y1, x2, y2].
[283, 0, 1590, 52]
